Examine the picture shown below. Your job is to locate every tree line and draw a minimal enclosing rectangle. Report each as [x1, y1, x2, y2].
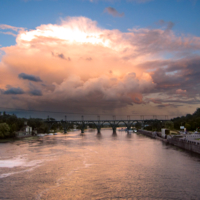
[1, 108, 200, 138]
[172, 108, 200, 131]
[0, 112, 50, 139]
[138, 108, 200, 132]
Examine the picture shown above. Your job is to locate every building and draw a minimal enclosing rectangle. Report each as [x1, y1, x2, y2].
[15, 121, 32, 137]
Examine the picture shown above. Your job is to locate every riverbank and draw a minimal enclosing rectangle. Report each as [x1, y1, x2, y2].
[0, 136, 40, 143]
[168, 136, 200, 155]
[138, 129, 200, 155]
[0, 138, 16, 143]
[138, 129, 156, 139]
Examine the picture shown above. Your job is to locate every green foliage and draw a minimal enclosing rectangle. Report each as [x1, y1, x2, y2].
[0, 123, 10, 138]
[145, 125, 152, 131]
[193, 108, 200, 117]
[172, 108, 200, 131]
[38, 124, 48, 133]
[152, 120, 162, 131]
[0, 112, 55, 136]
[165, 121, 174, 130]
[135, 122, 141, 129]
[185, 123, 191, 131]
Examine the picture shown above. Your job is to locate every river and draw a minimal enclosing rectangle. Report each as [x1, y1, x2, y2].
[0, 129, 200, 199]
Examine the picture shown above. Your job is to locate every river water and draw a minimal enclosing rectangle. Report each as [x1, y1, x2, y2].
[0, 129, 200, 200]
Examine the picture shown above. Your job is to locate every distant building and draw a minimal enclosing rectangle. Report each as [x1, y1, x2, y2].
[15, 121, 32, 137]
[161, 128, 170, 138]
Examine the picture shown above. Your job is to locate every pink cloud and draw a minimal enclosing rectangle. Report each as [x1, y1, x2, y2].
[0, 31, 17, 37]
[0, 24, 25, 32]
[0, 17, 200, 116]
[176, 89, 187, 94]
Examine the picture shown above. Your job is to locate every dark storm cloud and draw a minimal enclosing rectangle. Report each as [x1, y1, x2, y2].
[156, 104, 182, 108]
[29, 89, 42, 96]
[3, 87, 25, 95]
[18, 73, 42, 82]
[147, 97, 200, 106]
[104, 7, 124, 17]
[28, 82, 43, 96]
[52, 52, 71, 61]
[58, 53, 71, 61]
[151, 57, 200, 96]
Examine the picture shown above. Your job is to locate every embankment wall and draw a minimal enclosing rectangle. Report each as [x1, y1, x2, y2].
[138, 130, 155, 138]
[138, 130, 200, 154]
[168, 137, 200, 154]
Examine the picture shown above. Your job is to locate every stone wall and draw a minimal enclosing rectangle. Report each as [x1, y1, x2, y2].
[138, 130, 155, 138]
[138, 130, 200, 154]
[168, 137, 200, 154]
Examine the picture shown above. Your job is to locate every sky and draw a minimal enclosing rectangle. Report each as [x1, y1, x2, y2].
[0, 0, 200, 120]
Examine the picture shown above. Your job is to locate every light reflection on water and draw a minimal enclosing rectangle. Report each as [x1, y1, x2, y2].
[0, 129, 200, 199]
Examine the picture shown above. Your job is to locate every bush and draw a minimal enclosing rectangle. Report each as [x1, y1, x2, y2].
[0, 123, 10, 138]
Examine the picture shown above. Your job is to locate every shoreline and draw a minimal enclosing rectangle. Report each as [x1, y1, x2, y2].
[0, 136, 40, 143]
[138, 129, 200, 155]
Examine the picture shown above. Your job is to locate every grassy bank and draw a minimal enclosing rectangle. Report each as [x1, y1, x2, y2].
[0, 138, 16, 143]
[0, 136, 40, 143]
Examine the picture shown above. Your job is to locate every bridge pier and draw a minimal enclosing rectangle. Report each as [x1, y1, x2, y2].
[93, 121, 103, 134]
[47, 122, 54, 133]
[126, 125, 131, 131]
[109, 120, 119, 135]
[109, 121, 118, 134]
[97, 127, 101, 134]
[124, 120, 134, 132]
[112, 126, 117, 134]
[61, 121, 70, 134]
[80, 121, 86, 133]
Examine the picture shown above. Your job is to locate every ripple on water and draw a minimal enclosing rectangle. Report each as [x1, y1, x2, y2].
[0, 156, 43, 178]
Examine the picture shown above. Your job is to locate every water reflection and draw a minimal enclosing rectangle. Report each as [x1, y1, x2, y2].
[96, 133, 102, 140]
[126, 133, 132, 139]
[1, 130, 200, 200]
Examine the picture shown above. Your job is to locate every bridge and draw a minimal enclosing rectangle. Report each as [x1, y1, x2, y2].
[45, 115, 170, 134]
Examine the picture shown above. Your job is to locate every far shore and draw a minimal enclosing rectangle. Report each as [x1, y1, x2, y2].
[0, 136, 40, 143]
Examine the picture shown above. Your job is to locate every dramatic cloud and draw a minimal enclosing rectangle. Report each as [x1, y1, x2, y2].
[0, 17, 200, 116]
[3, 87, 25, 95]
[18, 73, 42, 82]
[104, 7, 124, 17]
[29, 89, 42, 96]
[28, 82, 43, 96]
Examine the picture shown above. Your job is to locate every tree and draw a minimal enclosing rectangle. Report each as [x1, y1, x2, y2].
[185, 123, 191, 131]
[135, 122, 141, 129]
[0, 123, 10, 138]
[165, 121, 174, 130]
[152, 120, 162, 131]
[193, 108, 200, 117]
